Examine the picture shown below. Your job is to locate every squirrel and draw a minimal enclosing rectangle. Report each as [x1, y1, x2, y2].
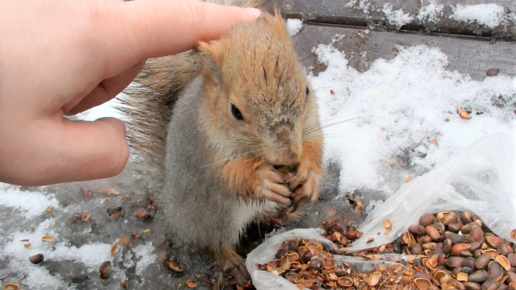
[118, 1, 324, 288]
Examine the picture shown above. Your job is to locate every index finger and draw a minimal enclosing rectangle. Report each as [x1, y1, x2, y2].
[94, 0, 261, 77]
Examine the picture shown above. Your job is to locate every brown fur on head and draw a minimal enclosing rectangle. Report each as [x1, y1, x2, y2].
[198, 11, 311, 167]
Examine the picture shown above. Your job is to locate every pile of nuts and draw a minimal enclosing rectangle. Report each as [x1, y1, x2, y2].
[257, 211, 516, 290]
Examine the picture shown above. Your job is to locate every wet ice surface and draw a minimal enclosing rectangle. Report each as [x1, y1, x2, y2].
[2, 10, 516, 290]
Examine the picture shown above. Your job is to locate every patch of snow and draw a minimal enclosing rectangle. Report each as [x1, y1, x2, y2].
[382, 3, 415, 29]
[0, 187, 59, 219]
[331, 34, 346, 43]
[133, 243, 157, 276]
[309, 43, 516, 196]
[451, 3, 506, 28]
[285, 19, 303, 36]
[416, 0, 444, 22]
[346, 0, 373, 15]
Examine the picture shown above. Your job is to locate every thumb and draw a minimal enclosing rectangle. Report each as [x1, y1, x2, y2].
[56, 118, 130, 184]
[21, 118, 130, 186]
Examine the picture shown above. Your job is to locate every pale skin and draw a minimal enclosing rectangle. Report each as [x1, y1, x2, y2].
[0, 0, 261, 187]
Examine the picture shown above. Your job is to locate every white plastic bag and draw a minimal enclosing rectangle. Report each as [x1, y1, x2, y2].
[349, 132, 516, 250]
[246, 133, 516, 289]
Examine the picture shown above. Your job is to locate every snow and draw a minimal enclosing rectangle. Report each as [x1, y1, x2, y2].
[285, 19, 303, 36]
[133, 243, 158, 276]
[2, 3, 516, 289]
[309, 43, 515, 195]
[0, 187, 59, 219]
[382, 3, 415, 29]
[416, 0, 444, 23]
[451, 3, 506, 28]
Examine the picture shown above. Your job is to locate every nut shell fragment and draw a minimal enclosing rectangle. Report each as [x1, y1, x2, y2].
[165, 261, 185, 274]
[185, 279, 197, 288]
[3, 284, 20, 290]
[459, 109, 472, 119]
[414, 278, 432, 290]
[42, 236, 55, 242]
[383, 219, 392, 229]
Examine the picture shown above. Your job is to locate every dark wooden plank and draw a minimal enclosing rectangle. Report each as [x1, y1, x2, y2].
[290, 24, 516, 81]
[273, 0, 516, 41]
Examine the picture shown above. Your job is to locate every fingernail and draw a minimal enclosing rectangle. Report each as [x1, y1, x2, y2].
[244, 8, 262, 19]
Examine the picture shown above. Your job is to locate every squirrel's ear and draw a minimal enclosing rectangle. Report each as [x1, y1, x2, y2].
[198, 41, 225, 94]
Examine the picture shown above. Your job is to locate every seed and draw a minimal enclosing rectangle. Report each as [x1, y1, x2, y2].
[511, 229, 516, 241]
[426, 226, 442, 242]
[474, 254, 490, 269]
[99, 261, 111, 280]
[71, 274, 90, 283]
[447, 256, 465, 268]
[423, 243, 438, 251]
[468, 225, 484, 243]
[447, 278, 466, 289]
[507, 253, 516, 266]
[452, 244, 472, 256]
[411, 243, 423, 255]
[437, 212, 458, 225]
[459, 109, 472, 119]
[506, 271, 516, 284]
[185, 279, 197, 288]
[419, 214, 436, 227]
[309, 258, 324, 269]
[419, 235, 433, 244]
[29, 253, 44, 264]
[446, 232, 465, 244]
[462, 282, 481, 290]
[486, 235, 503, 249]
[448, 223, 464, 233]
[486, 68, 500, 77]
[442, 239, 453, 254]
[135, 212, 151, 219]
[488, 260, 503, 280]
[497, 243, 513, 256]
[461, 267, 473, 275]
[481, 278, 500, 290]
[468, 270, 488, 283]
[409, 225, 427, 236]
[122, 280, 129, 289]
[463, 257, 476, 269]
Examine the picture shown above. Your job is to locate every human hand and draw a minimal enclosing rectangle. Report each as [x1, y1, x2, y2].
[0, 0, 260, 186]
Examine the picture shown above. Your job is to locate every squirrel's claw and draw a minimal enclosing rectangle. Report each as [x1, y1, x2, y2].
[212, 249, 251, 289]
[253, 165, 292, 204]
[289, 160, 321, 208]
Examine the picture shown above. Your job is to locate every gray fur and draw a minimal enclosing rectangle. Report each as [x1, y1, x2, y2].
[162, 76, 278, 252]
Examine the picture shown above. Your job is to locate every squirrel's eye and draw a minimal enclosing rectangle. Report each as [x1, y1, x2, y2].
[231, 104, 244, 121]
[305, 87, 310, 101]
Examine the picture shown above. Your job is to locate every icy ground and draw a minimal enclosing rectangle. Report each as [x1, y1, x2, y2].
[1, 4, 516, 290]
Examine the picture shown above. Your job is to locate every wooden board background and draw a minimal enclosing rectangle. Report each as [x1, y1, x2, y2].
[269, 0, 516, 81]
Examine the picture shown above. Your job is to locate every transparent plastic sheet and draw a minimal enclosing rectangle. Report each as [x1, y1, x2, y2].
[246, 133, 516, 289]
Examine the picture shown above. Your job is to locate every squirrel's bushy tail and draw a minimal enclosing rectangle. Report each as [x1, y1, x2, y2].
[118, 0, 267, 172]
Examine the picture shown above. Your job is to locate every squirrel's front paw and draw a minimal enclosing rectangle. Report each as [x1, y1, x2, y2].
[252, 164, 292, 204]
[288, 160, 321, 208]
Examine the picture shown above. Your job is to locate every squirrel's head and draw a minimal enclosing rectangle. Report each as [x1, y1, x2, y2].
[198, 11, 314, 167]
